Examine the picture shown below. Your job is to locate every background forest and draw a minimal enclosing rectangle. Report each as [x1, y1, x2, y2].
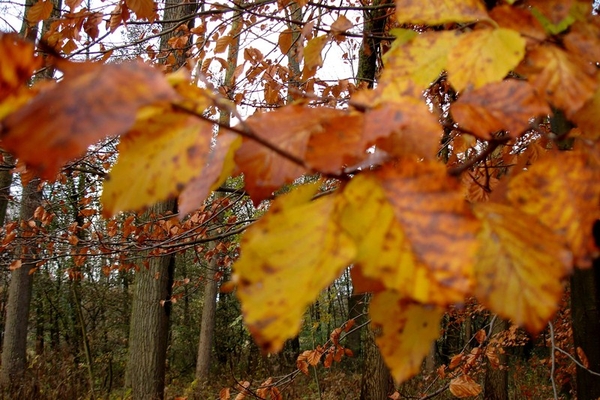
[1, 0, 600, 399]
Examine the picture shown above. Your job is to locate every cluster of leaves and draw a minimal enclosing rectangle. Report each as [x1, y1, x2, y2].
[2, 0, 600, 385]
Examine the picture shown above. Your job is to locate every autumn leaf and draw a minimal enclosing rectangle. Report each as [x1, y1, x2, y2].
[302, 35, 328, 80]
[516, 43, 597, 117]
[395, 0, 488, 25]
[2, 61, 179, 180]
[447, 28, 525, 92]
[234, 105, 342, 203]
[375, 161, 480, 304]
[125, 0, 157, 21]
[330, 15, 353, 40]
[233, 183, 356, 352]
[564, 20, 600, 64]
[451, 80, 551, 139]
[449, 375, 482, 398]
[0, 34, 42, 102]
[277, 29, 293, 55]
[489, 5, 546, 45]
[363, 99, 443, 160]
[378, 30, 457, 97]
[370, 291, 444, 383]
[340, 173, 466, 304]
[179, 132, 241, 217]
[572, 87, 600, 140]
[473, 202, 572, 333]
[101, 106, 214, 216]
[27, 0, 54, 24]
[507, 149, 600, 265]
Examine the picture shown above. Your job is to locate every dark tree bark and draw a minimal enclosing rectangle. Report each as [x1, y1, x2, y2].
[571, 221, 600, 400]
[483, 318, 508, 400]
[195, 244, 219, 382]
[360, 323, 394, 400]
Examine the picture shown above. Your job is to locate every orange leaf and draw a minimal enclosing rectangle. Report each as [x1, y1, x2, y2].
[278, 29, 293, 55]
[125, 0, 157, 21]
[474, 329, 486, 344]
[370, 291, 444, 383]
[0, 34, 42, 102]
[9, 260, 22, 271]
[577, 346, 590, 368]
[449, 375, 482, 398]
[449, 354, 463, 370]
[516, 43, 597, 117]
[27, 0, 54, 24]
[375, 161, 480, 304]
[297, 359, 309, 375]
[234, 106, 341, 203]
[489, 5, 546, 46]
[451, 80, 550, 140]
[2, 61, 178, 180]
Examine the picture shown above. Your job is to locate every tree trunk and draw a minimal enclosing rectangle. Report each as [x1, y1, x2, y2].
[195, 243, 219, 382]
[0, 178, 43, 387]
[483, 318, 508, 400]
[0, 151, 13, 227]
[125, 200, 176, 400]
[360, 322, 393, 400]
[571, 222, 600, 400]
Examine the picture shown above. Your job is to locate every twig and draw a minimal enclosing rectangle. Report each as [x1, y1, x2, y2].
[548, 322, 559, 400]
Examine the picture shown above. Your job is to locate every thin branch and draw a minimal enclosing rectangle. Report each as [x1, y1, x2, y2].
[548, 322, 559, 400]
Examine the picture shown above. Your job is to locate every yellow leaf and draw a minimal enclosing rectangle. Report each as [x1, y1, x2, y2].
[379, 30, 457, 97]
[125, 0, 157, 21]
[517, 43, 597, 117]
[370, 291, 444, 383]
[507, 149, 600, 265]
[101, 107, 214, 216]
[396, 0, 488, 25]
[233, 183, 356, 352]
[302, 35, 328, 80]
[473, 202, 572, 333]
[27, 0, 54, 24]
[447, 28, 525, 92]
[340, 173, 456, 304]
[179, 132, 241, 216]
[449, 375, 482, 398]
[375, 161, 480, 304]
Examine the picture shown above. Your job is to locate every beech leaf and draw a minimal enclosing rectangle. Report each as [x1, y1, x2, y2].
[451, 80, 551, 139]
[395, 0, 488, 25]
[27, 0, 54, 24]
[101, 107, 214, 216]
[0, 33, 42, 101]
[370, 291, 444, 383]
[2, 61, 178, 180]
[233, 183, 356, 352]
[447, 28, 525, 92]
[507, 149, 600, 265]
[449, 375, 482, 398]
[125, 0, 157, 21]
[302, 35, 328, 80]
[473, 202, 572, 333]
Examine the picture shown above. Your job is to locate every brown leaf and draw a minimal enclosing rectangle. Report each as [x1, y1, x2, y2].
[486, 346, 501, 369]
[297, 359, 309, 375]
[449, 354, 463, 370]
[449, 375, 482, 398]
[451, 80, 551, 139]
[331, 15, 353, 40]
[564, 20, 600, 64]
[2, 60, 178, 180]
[9, 260, 22, 271]
[577, 346, 590, 368]
[474, 329, 486, 344]
[526, 0, 573, 25]
[489, 5, 546, 45]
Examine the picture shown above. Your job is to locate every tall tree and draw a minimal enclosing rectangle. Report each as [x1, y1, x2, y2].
[125, 0, 197, 398]
[483, 318, 508, 400]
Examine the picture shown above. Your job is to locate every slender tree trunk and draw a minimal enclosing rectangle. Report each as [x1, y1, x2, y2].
[0, 178, 43, 387]
[195, 242, 219, 381]
[483, 318, 508, 400]
[0, 151, 13, 226]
